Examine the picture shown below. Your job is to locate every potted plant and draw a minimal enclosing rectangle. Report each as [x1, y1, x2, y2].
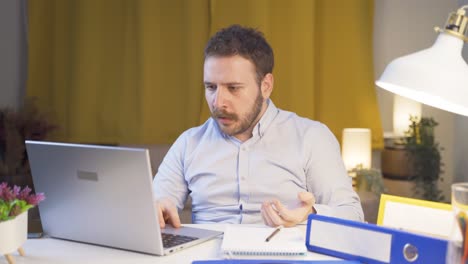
[350, 164, 386, 197]
[0, 182, 45, 264]
[403, 116, 444, 202]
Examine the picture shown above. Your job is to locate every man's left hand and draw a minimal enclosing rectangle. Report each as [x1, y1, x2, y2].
[261, 191, 316, 227]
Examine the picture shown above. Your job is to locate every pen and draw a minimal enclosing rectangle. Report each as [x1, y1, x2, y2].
[265, 225, 283, 242]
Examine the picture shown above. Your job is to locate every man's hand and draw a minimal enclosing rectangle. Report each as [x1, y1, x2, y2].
[155, 197, 181, 228]
[261, 192, 316, 227]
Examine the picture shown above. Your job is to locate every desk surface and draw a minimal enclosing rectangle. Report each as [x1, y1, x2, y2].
[9, 224, 339, 264]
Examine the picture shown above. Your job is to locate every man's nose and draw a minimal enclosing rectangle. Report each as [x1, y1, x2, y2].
[213, 87, 228, 109]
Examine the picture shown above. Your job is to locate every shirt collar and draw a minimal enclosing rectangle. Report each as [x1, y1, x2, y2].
[252, 99, 279, 138]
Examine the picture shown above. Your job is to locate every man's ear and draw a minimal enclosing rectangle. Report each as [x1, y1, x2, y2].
[261, 73, 274, 98]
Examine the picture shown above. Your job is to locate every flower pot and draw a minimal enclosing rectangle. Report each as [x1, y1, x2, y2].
[0, 211, 28, 264]
[381, 146, 415, 180]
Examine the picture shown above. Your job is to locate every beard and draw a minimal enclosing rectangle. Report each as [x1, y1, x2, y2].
[212, 92, 264, 137]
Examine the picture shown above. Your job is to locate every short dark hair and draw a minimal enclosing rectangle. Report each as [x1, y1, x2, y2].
[204, 24, 274, 85]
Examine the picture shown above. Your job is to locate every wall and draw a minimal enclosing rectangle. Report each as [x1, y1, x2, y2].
[374, 0, 468, 201]
[0, 0, 27, 109]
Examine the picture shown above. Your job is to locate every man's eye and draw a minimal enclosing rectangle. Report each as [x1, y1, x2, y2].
[205, 85, 216, 91]
[228, 86, 239, 91]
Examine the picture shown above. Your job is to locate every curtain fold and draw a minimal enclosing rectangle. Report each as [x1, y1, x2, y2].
[315, 0, 382, 148]
[28, 0, 209, 144]
[27, 0, 383, 148]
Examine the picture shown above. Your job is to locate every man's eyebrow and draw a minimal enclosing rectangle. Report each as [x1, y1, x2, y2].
[203, 81, 244, 85]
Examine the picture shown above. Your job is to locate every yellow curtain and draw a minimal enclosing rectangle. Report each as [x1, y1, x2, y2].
[27, 0, 209, 144]
[27, 0, 383, 148]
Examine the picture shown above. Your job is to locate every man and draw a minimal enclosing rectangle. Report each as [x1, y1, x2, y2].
[153, 24, 364, 228]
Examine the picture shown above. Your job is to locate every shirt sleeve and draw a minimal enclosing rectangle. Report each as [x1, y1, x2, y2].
[304, 123, 364, 222]
[152, 132, 189, 210]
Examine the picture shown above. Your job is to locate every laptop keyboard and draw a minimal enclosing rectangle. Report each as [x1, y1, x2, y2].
[161, 233, 197, 248]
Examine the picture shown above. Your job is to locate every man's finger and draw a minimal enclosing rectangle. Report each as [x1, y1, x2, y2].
[273, 200, 295, 222]
[298, 192, 315, 206]
[261, 202, 274, 226]
[260, 210, 269, 226]
[267, 203, 284, 226]
[263, 211, 274, 227]
[167, 207, 181, 228]
[157, 205, 166, 228]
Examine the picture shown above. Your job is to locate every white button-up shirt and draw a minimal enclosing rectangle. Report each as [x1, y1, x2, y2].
[153, 100, 364, 224]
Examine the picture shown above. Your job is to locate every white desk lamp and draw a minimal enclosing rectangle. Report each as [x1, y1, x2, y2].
[376, 7, 468, 262]
[376, 5, 468, 116]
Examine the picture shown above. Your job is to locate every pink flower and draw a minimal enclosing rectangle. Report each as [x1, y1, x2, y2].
[0, 182, 15, 202]
[26, 193, 45, 206]
[17, 186, 32, 200]
[0, 182, 45, 205]
[13, 185, 21, 197]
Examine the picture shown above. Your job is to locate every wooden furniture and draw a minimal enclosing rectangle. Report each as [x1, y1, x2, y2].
[381, 145, 416, 198]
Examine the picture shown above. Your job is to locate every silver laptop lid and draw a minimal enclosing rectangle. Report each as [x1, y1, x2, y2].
[25, 140, 164, 255]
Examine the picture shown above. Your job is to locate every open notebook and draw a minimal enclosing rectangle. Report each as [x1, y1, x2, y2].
[221, 225, 307, 256]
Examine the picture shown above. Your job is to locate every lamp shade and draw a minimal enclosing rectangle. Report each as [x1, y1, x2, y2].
[376, 33, 468, 116]
[342, 128, 372, 170]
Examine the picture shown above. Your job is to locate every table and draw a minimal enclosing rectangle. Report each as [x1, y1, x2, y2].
[7, 224, 340, 264]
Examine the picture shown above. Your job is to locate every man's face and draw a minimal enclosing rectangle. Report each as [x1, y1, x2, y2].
[204, 55, 272, 141]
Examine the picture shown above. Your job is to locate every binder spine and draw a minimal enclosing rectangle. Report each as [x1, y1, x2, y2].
[306, 214, 447, 264]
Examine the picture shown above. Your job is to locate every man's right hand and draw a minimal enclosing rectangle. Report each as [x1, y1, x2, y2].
[155, 197, 181, 228]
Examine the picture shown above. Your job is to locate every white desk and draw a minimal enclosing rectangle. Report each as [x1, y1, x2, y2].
[8, 225, 339, 264]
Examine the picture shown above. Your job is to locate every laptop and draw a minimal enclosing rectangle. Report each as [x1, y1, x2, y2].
[25, 140, 223, 255]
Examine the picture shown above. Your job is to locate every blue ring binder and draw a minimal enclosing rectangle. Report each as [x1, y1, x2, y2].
[305, 214, 447, 264]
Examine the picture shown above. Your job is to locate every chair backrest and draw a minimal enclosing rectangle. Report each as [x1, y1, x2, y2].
[377, 194, 453, 239]
[122, 144, 194, 223]
[121, 144, 172, 175]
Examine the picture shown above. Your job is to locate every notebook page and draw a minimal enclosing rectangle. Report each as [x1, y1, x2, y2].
[221, 225, 307, 255]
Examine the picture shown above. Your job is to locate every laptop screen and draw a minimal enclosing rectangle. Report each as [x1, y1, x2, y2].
[26, 141, 164, 254]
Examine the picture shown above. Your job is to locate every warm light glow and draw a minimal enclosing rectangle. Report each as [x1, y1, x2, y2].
[342, 128, 372, 170]
[393, 95, 421, 137]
